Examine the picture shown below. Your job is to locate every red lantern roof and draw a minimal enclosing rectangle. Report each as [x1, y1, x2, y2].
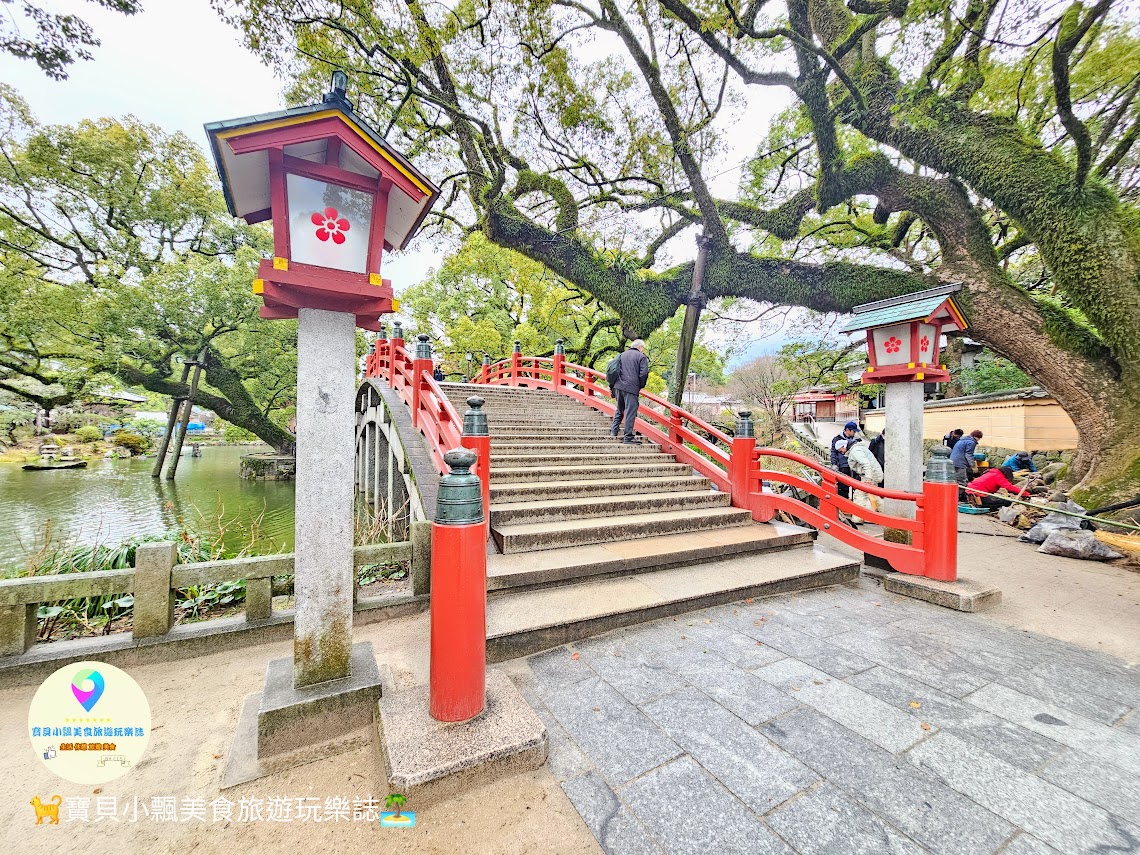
[205, 97, 439, 252]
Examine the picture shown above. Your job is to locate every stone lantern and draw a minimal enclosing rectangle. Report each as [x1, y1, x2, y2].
[204, 73, 439, 766]
[840, 285, 970, 538]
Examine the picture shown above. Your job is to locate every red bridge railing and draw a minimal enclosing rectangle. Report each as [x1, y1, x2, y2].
[473, 344, 957, 580]
[364, 330, 490, 521]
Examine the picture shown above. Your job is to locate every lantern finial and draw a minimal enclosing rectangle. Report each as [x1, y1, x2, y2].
[324, 70, 353, 110]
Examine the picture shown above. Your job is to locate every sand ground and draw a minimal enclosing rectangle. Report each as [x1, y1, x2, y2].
[0, 612, 602, 855]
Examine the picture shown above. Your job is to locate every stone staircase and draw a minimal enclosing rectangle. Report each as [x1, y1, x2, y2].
[440, 383, 860, 660]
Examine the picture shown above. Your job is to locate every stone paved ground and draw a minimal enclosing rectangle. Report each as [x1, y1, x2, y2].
[515, 578, 1140, 855]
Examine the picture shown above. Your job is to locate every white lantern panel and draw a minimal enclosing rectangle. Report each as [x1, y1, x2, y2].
[872, 323, 913, 366]
[286, 173, 373, 273]
[917, 322, 939, 364]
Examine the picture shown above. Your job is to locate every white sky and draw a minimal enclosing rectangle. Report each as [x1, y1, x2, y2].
[0, 0, 796, 361]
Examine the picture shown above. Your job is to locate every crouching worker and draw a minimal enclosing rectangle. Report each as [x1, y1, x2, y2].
[967, 465, 1027, 510]
[836, 438, 883, 523]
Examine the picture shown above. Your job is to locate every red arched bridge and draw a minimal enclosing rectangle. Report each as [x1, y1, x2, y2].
[360, 331, 957, 659]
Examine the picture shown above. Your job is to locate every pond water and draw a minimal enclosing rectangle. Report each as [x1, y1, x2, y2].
[0, 445, 295, 571]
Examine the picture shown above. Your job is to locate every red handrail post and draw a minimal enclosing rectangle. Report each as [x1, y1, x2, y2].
[480, 353, 490, 384]
[921, 447, 958, 581]
[390, 321, 406, 390]
[410, 333, 433, 428]
[460, 395, 491, 537]
[379, 323, 391, 379]
[429, 447, 487, 722]
[668, 406, 682, 453]
[553, 339, 565, 391]
[730, 410, 756, 510]
[820, 470, 841, 534]
[511, 340, 521, 386]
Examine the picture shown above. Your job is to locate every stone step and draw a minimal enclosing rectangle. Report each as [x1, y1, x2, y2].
[486, 520, 814, 592]
[489, 428, 618, 437]
[487, 420, 611, 429]
[489, 475, 711, 503]
[491, 441, 662, 455]
[485, 426, 620, 437]
[490, 489, 729, 526]
[490, 462, 691, 483]
[485, 543, 860, 661]
[491, 506, 752, 553]
[482, 413, 605, 423]
[490, 452, 674, 468]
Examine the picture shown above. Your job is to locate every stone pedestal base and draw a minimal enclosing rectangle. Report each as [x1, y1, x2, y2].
[871, 570, 1001, 612]
[239, 453, 296, 481]
[220, 641, 384, 788]
[374, 670, 547, 807]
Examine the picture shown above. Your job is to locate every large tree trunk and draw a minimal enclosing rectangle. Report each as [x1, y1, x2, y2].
[115, 351, 295, 454]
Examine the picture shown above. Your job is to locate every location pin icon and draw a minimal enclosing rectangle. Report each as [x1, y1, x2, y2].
[71, 669, 105, 713]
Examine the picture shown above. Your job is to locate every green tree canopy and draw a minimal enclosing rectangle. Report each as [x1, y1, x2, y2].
[0, 88, 297, 451]
[214, 0, 1140, 500]
[401, 233, 731, 391]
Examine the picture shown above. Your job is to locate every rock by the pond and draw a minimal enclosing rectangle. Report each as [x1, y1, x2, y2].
[1038, 530, 1123, 561]
[1038, 461, 1066, 484]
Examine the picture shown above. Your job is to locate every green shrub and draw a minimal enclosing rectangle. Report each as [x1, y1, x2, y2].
[221, 420, 259, 442]
[110, 430, 150, 455]
[50, 411, 97, 434]
[74, 425, 102, 443]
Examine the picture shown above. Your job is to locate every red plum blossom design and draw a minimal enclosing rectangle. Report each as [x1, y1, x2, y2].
[311, 207, 350, 244]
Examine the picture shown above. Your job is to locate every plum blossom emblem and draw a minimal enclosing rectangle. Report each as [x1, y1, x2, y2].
[311, 207, 350, 244]
[919, 335, 930, 351]
[884, 336, 903, 354]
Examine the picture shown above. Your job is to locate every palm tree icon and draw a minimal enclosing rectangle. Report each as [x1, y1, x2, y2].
[385, 793, 407, 819]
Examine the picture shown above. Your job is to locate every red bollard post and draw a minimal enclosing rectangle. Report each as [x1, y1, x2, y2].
[511, 340, 521, 386]
[729, 410, 757, 512]
[410, 333, 433, 428]
[429, 447, 487, 722]
[480, 353, 490, 384]
[922, 446, 958, 581]
[459, 396, 491, 537]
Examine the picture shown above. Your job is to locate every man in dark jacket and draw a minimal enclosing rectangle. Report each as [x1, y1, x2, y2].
[869, 429, 885, 471]
[830, 420, 859, 499]
[611, 340, 649, 443]
[950, 429, 983, 486]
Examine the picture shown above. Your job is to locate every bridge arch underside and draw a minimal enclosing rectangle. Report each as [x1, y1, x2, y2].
[355, 379, 434, 541]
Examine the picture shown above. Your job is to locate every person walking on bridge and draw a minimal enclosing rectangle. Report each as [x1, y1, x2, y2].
[611, 339, 649, 443]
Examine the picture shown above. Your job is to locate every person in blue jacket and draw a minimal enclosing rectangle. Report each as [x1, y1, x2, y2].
[950, 430, 983, 486]
[1002, 451, 1037, 473]
[830, 420, 859, 499]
